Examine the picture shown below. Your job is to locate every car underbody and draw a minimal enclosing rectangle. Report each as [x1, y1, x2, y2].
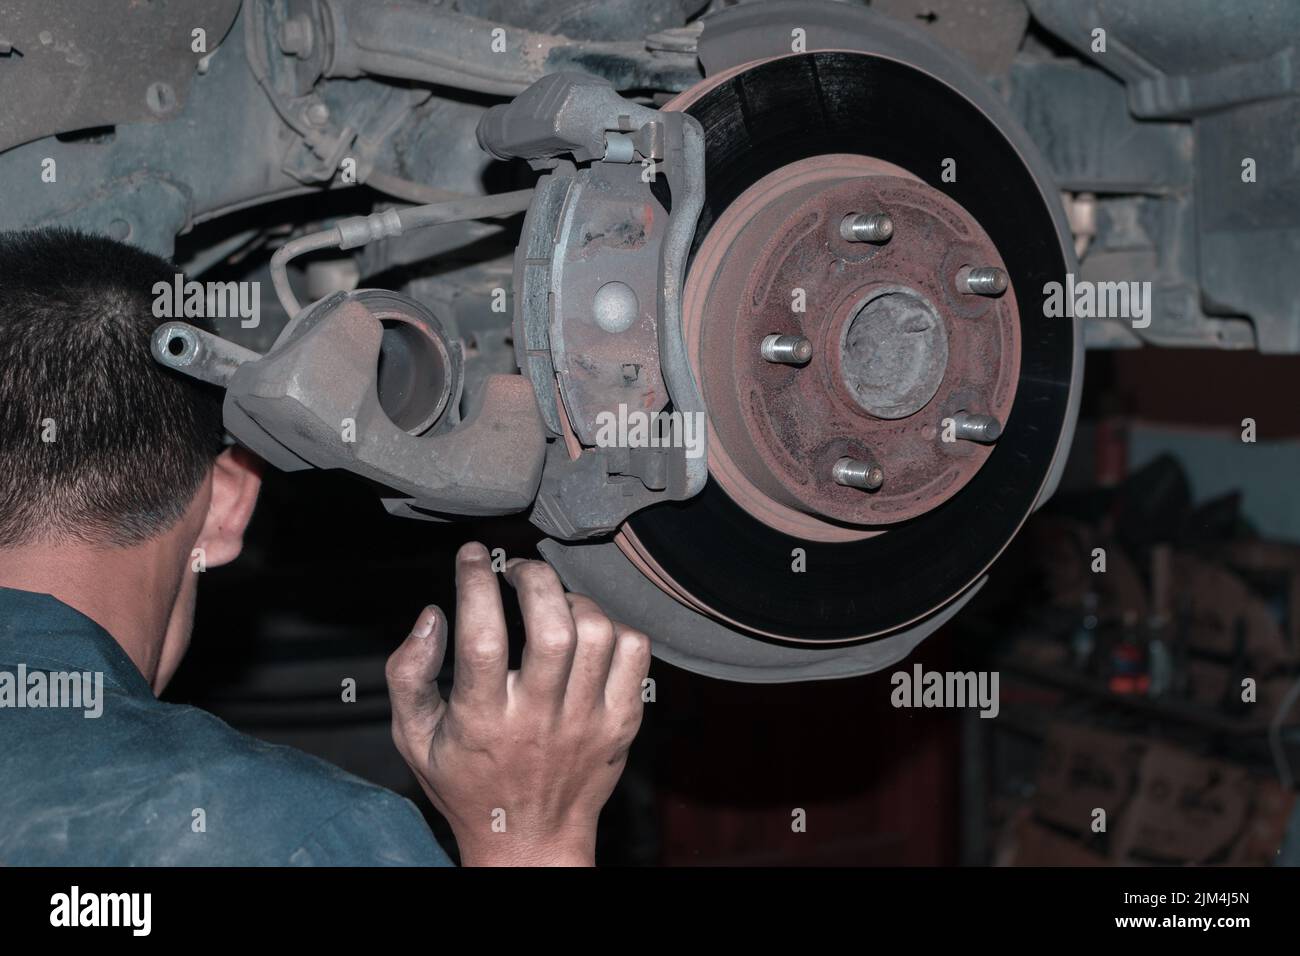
[2, 0, 1295, 681]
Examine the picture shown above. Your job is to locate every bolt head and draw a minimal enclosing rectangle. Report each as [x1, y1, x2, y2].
[278, 16, 314, 57]
[305, 102, 330, 126]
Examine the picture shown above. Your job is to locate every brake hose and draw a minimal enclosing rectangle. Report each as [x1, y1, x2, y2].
[269, 189, 534, 316]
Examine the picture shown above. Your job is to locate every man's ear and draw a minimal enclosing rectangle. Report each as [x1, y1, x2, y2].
[195, 446, 263, 569]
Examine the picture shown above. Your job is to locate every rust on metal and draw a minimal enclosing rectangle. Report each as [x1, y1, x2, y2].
[690, 154, 1020, 531]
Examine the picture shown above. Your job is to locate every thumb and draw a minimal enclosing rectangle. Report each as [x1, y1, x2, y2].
[386, 605, 448, 763]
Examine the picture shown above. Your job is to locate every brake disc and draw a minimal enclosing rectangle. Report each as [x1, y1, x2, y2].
[543, 11, 1081, 680]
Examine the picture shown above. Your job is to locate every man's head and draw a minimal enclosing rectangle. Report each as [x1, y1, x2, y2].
[0, 228, 261, 689]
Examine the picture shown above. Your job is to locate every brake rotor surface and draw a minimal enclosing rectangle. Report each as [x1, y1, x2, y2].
[608, 51, 1073, 643]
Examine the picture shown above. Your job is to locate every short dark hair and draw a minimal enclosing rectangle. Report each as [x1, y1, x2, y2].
[0, 228, 225, 548]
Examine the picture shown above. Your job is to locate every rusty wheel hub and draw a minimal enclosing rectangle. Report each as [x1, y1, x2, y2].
[684, 154, 1020, 536]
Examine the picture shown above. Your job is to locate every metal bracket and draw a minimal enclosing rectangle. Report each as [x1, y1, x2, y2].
[478, 73, 708, 539]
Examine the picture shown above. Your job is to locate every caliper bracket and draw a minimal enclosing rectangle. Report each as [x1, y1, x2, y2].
[477, 73, 708, 539]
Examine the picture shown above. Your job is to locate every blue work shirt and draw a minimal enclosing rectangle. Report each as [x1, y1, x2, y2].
[0, 586, 453, 866]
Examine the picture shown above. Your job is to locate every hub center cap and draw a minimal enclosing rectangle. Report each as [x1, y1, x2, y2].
[840, 287, 949, 420]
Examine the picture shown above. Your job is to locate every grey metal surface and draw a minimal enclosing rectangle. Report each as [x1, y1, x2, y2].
[1195, 97, 1300, 353]
[0, 0, 242, 154]
[1020, 0, 1300, 352]
[841, 290, 950, 420]
[1026, 0, 1300, 119]
[0, 7, 289, 256]
[322, 0, 702, 96]
[540, 537, 986, 683]
[872, 0, 1030, 77]
[152, 323, 263, 389]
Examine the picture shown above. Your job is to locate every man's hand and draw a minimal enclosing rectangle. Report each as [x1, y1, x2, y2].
[385, 542, 651, 866]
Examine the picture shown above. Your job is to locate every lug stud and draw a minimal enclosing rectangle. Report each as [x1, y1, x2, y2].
[840, 212, 894, 243]
[832, 457, 884, 491]
[956, 266, 1008, 296]
[951, 412, 1002, 443]
[760, 334, 813, 365]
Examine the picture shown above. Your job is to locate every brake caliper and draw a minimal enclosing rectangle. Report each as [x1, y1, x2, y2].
[478, 73, 709, 539]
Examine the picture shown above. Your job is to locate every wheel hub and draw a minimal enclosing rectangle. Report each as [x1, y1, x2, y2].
[689, 154, 1020, 532]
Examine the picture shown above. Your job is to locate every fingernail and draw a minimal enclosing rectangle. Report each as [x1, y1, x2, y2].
[413, 607, 439, 639]
[458, 541, 489, 562]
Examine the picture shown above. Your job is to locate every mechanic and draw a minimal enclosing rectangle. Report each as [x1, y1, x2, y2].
[0, 227, 651, 866]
